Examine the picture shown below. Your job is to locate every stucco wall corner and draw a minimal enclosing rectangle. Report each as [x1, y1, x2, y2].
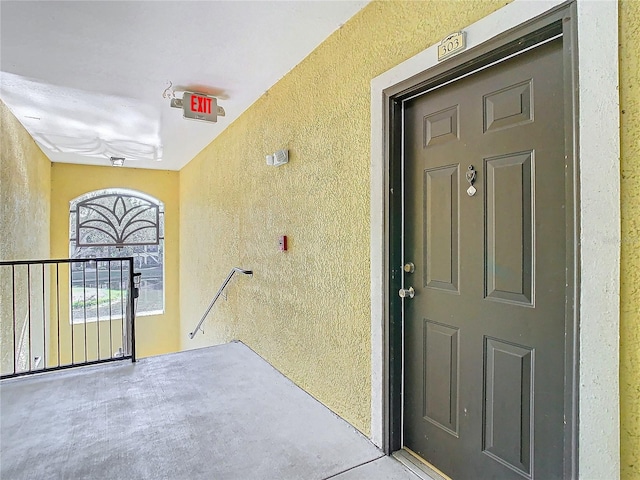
[0, 100, 51, 374]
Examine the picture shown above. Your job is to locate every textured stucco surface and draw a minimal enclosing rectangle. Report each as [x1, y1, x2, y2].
[51, 164, 180, 358]
[0, 100, 51, 374]
[179, 0, 505, 435]
[620, 2, 640, 478]
[0, 100, 51, 260]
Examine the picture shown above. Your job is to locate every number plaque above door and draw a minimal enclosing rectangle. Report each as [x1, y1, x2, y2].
[437, 31, 466, 61]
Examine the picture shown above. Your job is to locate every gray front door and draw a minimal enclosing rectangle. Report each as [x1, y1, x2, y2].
[403, 38, 567, 479]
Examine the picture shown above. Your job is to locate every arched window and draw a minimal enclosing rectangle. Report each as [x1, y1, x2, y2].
[69, 189, 164, 319]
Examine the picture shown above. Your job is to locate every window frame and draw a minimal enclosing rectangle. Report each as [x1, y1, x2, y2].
[69, 188, 165, 322]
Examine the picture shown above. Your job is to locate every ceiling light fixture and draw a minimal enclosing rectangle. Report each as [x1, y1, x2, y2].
[110, 156, 125, 167]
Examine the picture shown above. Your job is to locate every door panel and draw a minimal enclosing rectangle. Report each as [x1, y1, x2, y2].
[483, 80, 533, 132]
[483, 338, 534, 476]
[403, 38, 566, 479]
[423, 320, 459, 435]
[425, 105, 459, 146]
[485, 151, 533, 305]
[424, 166, 459, 292]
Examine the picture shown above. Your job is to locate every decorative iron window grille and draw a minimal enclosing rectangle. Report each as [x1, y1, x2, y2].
[75, 193, 160, 247]
[69, 189, 165, 319]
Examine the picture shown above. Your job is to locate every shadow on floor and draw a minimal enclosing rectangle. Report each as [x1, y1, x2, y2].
[1, 341, 419, 480]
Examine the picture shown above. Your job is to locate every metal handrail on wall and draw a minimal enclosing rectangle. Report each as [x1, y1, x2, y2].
[189, 267, 253, 339]
[0, 257, 137, 379]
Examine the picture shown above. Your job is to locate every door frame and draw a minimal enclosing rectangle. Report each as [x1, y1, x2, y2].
[370, 1, 620, 478]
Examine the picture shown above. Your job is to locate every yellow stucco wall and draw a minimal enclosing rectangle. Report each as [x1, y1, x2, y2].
[179, 0, 506, 435]
[620, 1, 640, 478]
[0, 100, 51, 374]
[0, 100, 51, 261]
[51, 164, 180, 358]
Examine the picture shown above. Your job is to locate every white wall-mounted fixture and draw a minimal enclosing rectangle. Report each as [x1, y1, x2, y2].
[110, 156, 125, 167]
[266, 149, 288, 167]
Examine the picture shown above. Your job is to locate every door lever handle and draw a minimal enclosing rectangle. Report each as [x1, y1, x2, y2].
[399, 287, 415, 299]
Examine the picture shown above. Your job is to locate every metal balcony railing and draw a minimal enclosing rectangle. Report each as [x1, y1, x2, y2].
[0, 257, 137, 379]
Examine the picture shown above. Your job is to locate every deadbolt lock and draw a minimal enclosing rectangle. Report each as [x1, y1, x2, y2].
[403, 262, 415, 273]
[398, 287, 415, 299]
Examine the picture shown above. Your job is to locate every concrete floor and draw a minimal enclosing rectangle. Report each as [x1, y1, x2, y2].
[0, 341, 421, 480]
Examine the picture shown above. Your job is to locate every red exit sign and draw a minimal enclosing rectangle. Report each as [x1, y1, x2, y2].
[182, 92, 219, 122]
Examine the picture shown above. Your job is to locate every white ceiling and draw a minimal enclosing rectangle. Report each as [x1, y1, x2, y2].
[0, 0, 368, 170]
